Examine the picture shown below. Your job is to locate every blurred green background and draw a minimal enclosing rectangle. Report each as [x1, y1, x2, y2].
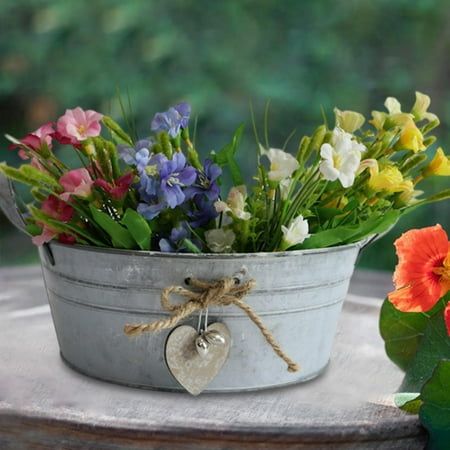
[0, 0, 449, 270]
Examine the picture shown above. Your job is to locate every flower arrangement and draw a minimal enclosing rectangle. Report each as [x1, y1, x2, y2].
[1, 92, 450, 253]
[380, 225, 450, 448]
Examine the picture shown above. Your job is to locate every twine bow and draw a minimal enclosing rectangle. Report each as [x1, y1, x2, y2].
[124, 276, 300, 373]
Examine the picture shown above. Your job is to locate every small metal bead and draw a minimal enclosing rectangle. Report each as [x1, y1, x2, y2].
[195, 335, 209, 357]
[203, 330, 226, 346]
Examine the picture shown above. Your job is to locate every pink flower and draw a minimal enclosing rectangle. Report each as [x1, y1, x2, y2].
[58, 233, 76, 245]
[59, 168, 94, 201]
[94, 172, 134, 200]
[56, 107, 103, 144]
[10, 122, 54, 160]
[42, 195, 74, 222]
[32, 195, 74, 246]
[32, 226, 58, 246]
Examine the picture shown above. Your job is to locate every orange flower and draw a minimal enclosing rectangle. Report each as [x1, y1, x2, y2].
[388, 225, 450, 313]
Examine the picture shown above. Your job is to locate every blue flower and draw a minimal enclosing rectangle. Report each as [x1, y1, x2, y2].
[185, 159, 221, 202]
[184, 196, 217, 228]
[159, 221, 202, 253]
[137, 201, 165, 220]
[118, 139, 153, 168]
[136, 152, 196, 220]
[158, 152, 196, 208]
[151, 103, 191, 138]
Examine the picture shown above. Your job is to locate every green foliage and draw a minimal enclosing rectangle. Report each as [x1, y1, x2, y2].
[380, 295, 450, 392]
[299, 210, 400, 249]
[213, 124, 245, 186]
[400, 302, 450, 392]
[381, 296, 450, 446]
[121, 208, 151, 250]
[102, 116, 133, 146]
[89, 205, 136, 249]
[379, 299, 428, 371]
[419, 360, 450, 450]
[0, 164, 40, 188]
[394, 393, 423, 414]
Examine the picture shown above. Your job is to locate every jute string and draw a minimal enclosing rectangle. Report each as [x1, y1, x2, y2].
[124, 276, 299, 373]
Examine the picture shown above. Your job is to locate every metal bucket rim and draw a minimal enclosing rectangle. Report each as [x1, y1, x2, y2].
[46, 236, 371, 260]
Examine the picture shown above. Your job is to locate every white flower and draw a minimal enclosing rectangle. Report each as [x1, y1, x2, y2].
[262, 147, 299, 182]
[205, 229, 236, 253]
[279, 178, 292, 200]
[384, 97, 402, 115]
[281, 215, 310, 249]
[214, 185, 251, 221]
[319, 128, 366, 188]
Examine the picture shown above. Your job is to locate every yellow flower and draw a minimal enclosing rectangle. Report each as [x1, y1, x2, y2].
[397, 119, 426, 153]
[334, 108, 365, 133]
[397, 182, 423, 206]
[371, 92, 438, 148]
[423, 147, 450, 177]
[411, 91, 439, 123]
[368, 166, 411, 193]
[369, 111, 387, 130]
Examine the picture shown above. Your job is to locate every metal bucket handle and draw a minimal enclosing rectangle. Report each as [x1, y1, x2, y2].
[0, 171, 29, 236]
[0, 172, 56, 265]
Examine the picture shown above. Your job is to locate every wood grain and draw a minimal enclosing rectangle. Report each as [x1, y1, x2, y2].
[0, 267, 426, 449]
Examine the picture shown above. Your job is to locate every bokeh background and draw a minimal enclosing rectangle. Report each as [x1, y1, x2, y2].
[1, 0, 449, 269]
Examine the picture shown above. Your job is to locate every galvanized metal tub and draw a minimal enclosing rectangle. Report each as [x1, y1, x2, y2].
[37, 240, 364, 392]
[0, 173, 368, 392]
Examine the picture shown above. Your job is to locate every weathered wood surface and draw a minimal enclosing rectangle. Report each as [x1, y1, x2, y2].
[0, 266, 426, 449]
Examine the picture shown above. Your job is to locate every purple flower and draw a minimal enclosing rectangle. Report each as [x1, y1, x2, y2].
[118, 139, 153, 168]
[186, 196, 219, 228]
[151, 103, 191, 138]
[159, 221, 202, 253]
[136, 152, 196, 220]
[185, 159, 221, 202]
[158, 152, 196, 208]
[118, 141, 160, 204]
[137, 202, 165, 220]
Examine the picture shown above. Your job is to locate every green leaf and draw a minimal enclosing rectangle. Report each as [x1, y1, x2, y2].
[20, 165, 60, 190]
[89, 205, 136, 249]
[102, 116, 134, 146]
[299, 210, 400, 249]
[25, 223, 42, 236]
[227, 152, 244, 185]
[394, 393, 422, 414]
[182, 238, 202, 253]
[0, 163, 40, 188]
[300, 223, 360, 248]
[419, 360, 450, 450]
[400, 304, 450, 392]
[214, 124, 245, 185]
[379, 298, 429, 371]
[214, 124, 244, 164]
[347, 209, 400, 242]
[121, 209, 151, 250]
[314, 207, 343, 221]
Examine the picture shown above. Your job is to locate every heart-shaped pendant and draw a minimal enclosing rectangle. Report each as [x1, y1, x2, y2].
[165, 322, 231, 395]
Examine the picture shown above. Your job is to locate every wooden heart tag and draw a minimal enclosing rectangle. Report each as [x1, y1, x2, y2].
[165, 322, 231, 395]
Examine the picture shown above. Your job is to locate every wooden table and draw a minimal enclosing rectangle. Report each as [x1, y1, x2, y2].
[0, 266, 426, 449]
